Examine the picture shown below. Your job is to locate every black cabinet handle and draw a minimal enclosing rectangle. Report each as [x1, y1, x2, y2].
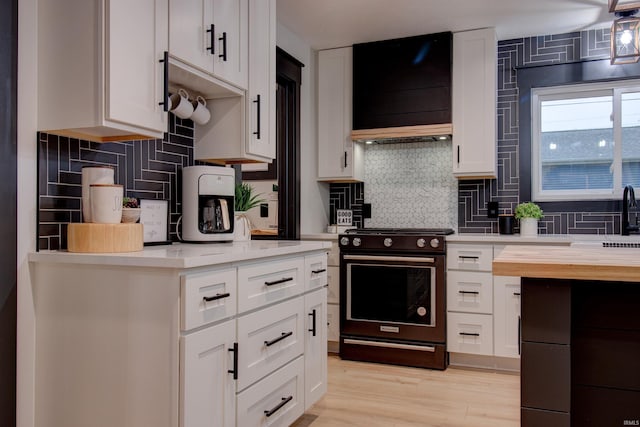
[253, 94, 261, 139]
[458, 290, 479, 295]
[517, 315, 521, 356]
[513, 292, 521, 296]
[344, 151, 348, 168]
[227, 342, 238, 380]
[457, 145, 460, 164]
[206, 24, 215, 54]
[264, 277, 293, 286]
[459, 332, 480, 337]
[203, 292, 230, 302]
[312, 268, 326, 274]
[308, 309, 317, 337]
[264, 331, 293, 347]
[219, 31, 227, 61]
[158, 51, 169, 111]
[458, 255, 479, 260]
[264, 396, 293, 417]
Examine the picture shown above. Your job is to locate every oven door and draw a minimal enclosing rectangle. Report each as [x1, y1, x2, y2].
[340, 253, 445, 343]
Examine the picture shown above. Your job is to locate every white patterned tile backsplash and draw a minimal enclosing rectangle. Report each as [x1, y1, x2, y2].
[364, 140, 458, 229]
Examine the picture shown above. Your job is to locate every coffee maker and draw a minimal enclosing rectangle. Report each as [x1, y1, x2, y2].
[182, 165, 235, 242]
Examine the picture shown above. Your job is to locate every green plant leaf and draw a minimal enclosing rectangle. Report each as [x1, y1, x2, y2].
[235, 183, 265, 212]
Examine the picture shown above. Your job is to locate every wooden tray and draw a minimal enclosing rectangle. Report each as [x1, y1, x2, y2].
[67, 223, 144, 253]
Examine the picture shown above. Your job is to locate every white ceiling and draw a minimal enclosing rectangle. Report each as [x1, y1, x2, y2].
[276, 0, 613, 49]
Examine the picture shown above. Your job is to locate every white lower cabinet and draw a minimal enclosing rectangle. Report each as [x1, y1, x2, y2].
[237, 357, 305, 427]
[237, 296, 305, 391]
[447, 312, 494, 355]
[493, 276, 521, 358]
[304, 288, 327, 408]
[180, 319, 236, 427]
[447, 242, 522, 367]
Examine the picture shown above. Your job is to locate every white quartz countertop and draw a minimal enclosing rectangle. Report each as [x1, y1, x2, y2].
[29, 240, 332, 269]
[445, 233, 574, 245]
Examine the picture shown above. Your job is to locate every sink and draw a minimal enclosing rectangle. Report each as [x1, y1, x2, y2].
[571, 240, 640, 249]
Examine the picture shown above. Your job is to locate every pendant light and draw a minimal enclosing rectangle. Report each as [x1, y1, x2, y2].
[610, 7, 640, 64]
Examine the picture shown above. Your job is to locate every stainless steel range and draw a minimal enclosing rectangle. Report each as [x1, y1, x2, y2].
[338, 228, 454, 370]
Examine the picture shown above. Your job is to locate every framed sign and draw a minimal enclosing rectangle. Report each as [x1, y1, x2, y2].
[140, 199, 171, 245]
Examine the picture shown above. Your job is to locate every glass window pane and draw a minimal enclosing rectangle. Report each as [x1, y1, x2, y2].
[622, 92, 640, 188]
[540, 96, 613, 191]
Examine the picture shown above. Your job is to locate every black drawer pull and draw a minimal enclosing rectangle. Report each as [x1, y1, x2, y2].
[219, 31, 227, 61]
[459, 332, 480, 337]
[158, 51, 169, 111]
[312, 268, 327, 274]
[459, 255, 479, 260]
[265, 277, 294, 286]
[206, 24, 215, 54]
[518, 315, 521, 356]
[513, 292, 521, 296]
[308, 309, 317, 337]
[264, 396, 293, 417]
[203, 292, 231, 302]
[458, 290, 479, 295]
[228, 342, 238, 380]
[264, 331, 293, 347]
[253, 94, 261, 139]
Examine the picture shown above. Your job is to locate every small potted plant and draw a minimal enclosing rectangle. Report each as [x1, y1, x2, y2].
[234, 183, 264, 241]
[121, 197, 141, 223]
[514, 202, 544, 236]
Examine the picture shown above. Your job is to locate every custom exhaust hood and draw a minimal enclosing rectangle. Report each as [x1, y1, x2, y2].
[351, 32, 453, 143]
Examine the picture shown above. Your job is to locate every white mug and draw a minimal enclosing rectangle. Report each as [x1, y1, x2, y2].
[82, 166, 114, 223]
[190, 96, 211, 125]
[90, 184, 123, 224]
[169, 88, 193, 120]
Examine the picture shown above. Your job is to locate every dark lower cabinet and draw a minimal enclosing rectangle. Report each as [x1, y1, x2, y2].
[521, 278, 640, 427]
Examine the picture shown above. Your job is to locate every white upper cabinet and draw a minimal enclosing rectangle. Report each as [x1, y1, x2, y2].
[194, 0, 276, 163]
[317, 47, 364, 182]
[246, 0, 276, 160]
[38, 0, 169, 142]
[452, 28, 497, 179]
[169, 0, 248, 90]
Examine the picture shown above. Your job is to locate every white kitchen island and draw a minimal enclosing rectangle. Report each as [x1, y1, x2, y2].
[29, 240, 330, 427]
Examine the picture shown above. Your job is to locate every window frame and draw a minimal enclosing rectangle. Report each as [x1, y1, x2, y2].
[531, 79, 640, 202]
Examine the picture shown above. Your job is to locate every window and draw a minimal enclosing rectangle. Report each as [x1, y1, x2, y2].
[531, 80, 640, 201]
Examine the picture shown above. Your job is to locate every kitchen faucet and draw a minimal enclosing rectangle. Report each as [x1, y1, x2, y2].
[622, 185, 639, 235]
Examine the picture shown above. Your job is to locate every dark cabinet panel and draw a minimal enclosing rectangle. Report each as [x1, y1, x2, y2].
[353, 32, 452, 130]
[522, 278, 571, 344]
[521, 342, 571, 413]
[573, 280, 640, 331]
[521, 408, 570, 427]
[573, 385, 640, 426]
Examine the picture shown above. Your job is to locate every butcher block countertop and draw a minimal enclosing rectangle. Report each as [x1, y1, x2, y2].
[493, 244, 640, 283]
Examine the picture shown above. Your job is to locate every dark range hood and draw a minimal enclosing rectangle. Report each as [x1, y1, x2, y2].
[351, 32, 453, 142]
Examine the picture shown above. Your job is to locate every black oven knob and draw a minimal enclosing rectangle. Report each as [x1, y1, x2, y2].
[352, 237, 361, 247]
[383, 237, 393, 247]
[416, 238, 426, 248]
[340, 237, 350, 246]
[430, 238, 440, 248]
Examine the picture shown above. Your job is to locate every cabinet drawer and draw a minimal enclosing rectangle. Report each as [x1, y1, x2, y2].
[447, 244, 493, 271]
[447, 271, 493, 314]
[237, 296, 305, 391]
[237, 257, 304, 313]
[181, 268, 237, 331]
[305, 253, 328, 291]
[236, 356, 305, 427]
[447, 312, 493, 355]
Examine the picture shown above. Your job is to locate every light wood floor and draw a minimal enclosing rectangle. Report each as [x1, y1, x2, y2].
[293, 355, 520, 427]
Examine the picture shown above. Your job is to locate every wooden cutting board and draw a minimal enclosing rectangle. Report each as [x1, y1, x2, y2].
[67, 223, 144, 253]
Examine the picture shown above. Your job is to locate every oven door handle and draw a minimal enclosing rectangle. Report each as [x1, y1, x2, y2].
[343, 254, 436, 263]
[343, 338, 436, 353]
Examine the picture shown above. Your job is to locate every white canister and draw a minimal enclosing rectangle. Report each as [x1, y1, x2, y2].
[82, 166, 114, 222]
[519, 218, 539, 237]
[90, 184, 123, 224]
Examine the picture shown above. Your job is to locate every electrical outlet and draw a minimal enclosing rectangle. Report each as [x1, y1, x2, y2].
[487, 201, 499, 218]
